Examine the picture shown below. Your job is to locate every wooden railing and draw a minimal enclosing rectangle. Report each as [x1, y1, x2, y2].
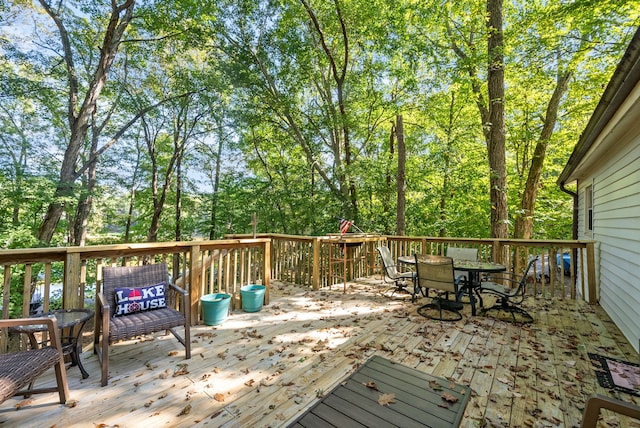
[0, 234, 598, 330]
[230, 233, 387, 290]
[228, 234, 597, 303]
[0, 239, 271, 326]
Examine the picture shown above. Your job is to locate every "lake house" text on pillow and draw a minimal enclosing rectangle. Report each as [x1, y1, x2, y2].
[114, 282, 167, 316]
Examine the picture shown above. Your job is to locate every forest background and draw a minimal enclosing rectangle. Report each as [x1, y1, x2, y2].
[1, 0, 640, 250]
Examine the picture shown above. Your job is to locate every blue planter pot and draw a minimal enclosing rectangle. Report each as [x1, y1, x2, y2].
[200, 293, 231, 325]
[240, 285, 266, 312]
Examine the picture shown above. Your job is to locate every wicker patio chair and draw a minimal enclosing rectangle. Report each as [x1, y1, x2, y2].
[0, 317, 69, 406]
[94, 263, 191, 386]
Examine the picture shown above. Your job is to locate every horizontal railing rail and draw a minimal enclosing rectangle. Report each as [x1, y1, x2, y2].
[227, 234, 596, 303]
[0, 239, 271, 332]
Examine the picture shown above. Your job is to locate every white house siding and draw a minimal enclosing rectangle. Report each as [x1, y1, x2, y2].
[578, 135, 640, 353]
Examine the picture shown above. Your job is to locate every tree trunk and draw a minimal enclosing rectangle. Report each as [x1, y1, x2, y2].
[383, 122, 395, 235]
[486, 0, 508, 239]
[175, 145, 183, 242]
[395, 114, 406, 236]
[209, 125, 224, 240]
[72, 109, 104, 247]
[514, 71, 572, 239]
[438, 94, 456, 237]
[72, 158, 97, 247]
[124, 144, 142, 243]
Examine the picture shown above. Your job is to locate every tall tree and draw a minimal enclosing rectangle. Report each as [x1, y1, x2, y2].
[486, 0, 508, 239]
[36, 0, 136, 244]
[395, 114, 406, 235]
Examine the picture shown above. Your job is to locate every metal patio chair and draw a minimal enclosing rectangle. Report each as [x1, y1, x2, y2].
[377, 246, 415, 297]
[414, 254, 464, 321]
[479, 257, 538, 323]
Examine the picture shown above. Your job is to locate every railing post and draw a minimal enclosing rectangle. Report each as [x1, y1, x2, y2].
[2, 266, 11, 319]
[492, 240, 501, 264]
[0, 266, 8, 351]
[64, 251, 82, 309]
[312, 237, 320, 290]
[22, 264, 32, 317]
[263, 239, 271, 304]
[189, 244, 201, 326]
[585, 241, 597, 304]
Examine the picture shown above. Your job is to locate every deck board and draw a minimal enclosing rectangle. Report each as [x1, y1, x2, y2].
[0, 278, 638, 428]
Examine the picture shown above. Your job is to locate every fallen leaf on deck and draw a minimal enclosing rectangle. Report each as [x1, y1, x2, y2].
[65, 399, 79, 408]
[14, 398, 35, 410]
[378, 393, 396, 406]
[173, 364, 189, 377]
[214, 393, 225, 402]
[245, 379, 255, 387]
[441, 393, 459, 403]
[365, 381, 379, 390]
[177, 404, 191, 416]
[168, 351, 178, 356]
[158, 368, 172, 379]
[429, 380, 443, 391]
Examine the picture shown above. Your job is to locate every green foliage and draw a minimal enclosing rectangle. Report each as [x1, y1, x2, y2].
[0, 0, 638, 247]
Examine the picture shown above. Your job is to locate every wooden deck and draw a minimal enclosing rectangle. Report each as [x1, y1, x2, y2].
[1, 278, 638, 428]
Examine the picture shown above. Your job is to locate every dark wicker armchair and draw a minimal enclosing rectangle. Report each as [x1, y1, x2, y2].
[93, 263, 191, 386]
[0, 317, 69, 406]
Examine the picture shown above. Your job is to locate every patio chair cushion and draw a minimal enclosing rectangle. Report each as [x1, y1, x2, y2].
[114, 282, 167, 317]
[0, 347, 61, 403]
[108, 307, 186, 343]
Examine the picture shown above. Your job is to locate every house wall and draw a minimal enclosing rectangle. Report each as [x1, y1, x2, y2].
[577, 132, 640, 353]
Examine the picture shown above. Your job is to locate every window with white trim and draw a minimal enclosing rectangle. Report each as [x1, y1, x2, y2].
[585, 184, 593, 233]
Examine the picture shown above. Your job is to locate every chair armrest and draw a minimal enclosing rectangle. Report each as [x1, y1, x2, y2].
[454, 274, 467, 283]
[96, 290, 110, 312]
[168, 282, 188, 296]
[581, 394, 640, 428]
[94, 291, 110, 339]
[0, 317, 57, 331]
[0, 317, 63, 352]
[167, 283, 190, 325]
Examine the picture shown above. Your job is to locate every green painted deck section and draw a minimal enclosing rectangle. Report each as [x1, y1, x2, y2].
[288, 355, 471, 428]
